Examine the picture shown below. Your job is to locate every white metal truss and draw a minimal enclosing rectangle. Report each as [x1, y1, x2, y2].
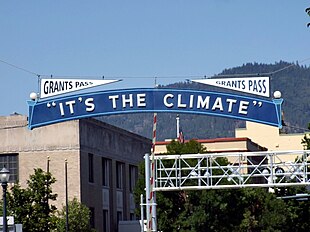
[152, 150, 310, 191]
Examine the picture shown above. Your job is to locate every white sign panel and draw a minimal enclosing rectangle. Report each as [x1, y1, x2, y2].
[40, 79, 120, 99]
[191, 77, 270, 97]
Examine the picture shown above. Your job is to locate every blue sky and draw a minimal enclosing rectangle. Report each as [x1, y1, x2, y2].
[0, 1, 309, 116]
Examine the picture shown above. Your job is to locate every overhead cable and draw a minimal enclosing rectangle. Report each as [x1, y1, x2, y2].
[0, 57, 310, 80]
[0, 59, 40, 77]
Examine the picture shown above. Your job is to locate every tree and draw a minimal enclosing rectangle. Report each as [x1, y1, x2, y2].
[135, 140, 236, 231]
[166, 139, 207, 155]
[55, 198, 95, 232]
[301, 123, 310, 149]
[0, 169, 96, 232]
[134, 140, 207, 231]
[6, 168, 58, 231]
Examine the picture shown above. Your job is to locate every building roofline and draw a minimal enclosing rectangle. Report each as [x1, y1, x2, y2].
[156, 137, 267, 151]
[156, 137, 248, 145]
[81, 117, 152, 142]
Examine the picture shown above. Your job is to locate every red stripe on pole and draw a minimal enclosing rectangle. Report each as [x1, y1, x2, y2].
[148, 112, 157, 231]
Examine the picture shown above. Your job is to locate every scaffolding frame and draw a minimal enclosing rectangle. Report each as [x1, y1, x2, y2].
[151, 150, 310, 191]
[144, 150, 310, 231]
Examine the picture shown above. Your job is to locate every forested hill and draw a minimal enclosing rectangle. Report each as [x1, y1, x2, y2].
[99, 61, 310, 141]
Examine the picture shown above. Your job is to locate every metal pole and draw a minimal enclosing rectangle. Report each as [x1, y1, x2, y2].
[2, 182, 7, 232]
[140, 194, 144, 232]
[152, 193, 157, 232]
[47, 156, 50, 173]
[150, 112, 158, 232]
[198, 160, 201, 186]
[144, 153, 151, 232]
[176, 114, 180, 138]
[65, 159, 69, 232]
[46, 156, 50, 221]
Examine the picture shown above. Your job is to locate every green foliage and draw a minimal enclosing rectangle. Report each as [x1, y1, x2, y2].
[237, 188, 288, 232]
[166, 139, 207, 154]
[0, 169, 96, 232]
[301, 123, 310, 149]
[55, 198, 95, 232]
[7, 168, 58, 232]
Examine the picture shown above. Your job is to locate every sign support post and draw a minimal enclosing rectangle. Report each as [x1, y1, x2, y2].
[144, 153, 151, 232]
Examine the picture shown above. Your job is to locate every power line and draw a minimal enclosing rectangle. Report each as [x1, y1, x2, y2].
[0, 59, 40, 77]
[266, 57, 310, 75]
[0, 57, 310, 80]
[210, 57, 310, 79]
[39, 75, 196, 79]
[283, 124, 310, 132]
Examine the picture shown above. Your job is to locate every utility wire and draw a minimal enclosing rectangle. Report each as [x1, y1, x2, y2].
[283, 124, 310, 132]
[40, 57, 310, 80]
[209, 57, 310, 79]
[0, 57, 310, 80]
[0, 59, 40, 77]
[266, 57, 310, 75]
[39, 75, 197, 79]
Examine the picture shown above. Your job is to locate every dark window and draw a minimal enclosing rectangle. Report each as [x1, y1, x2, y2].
[129, 165, 138, 192]
[102, 158, 111, 187]
[0, 153, 19, 183]
[103, 210, 109, 232]
[89, 207, 95, 228]
[116, 162, 124, 189]
[88, 153, 94, 183]
[117, 211, 123, 231]
[117, 211, 123, 223]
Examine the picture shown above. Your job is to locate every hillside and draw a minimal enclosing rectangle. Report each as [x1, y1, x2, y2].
[98, 61, 310, 141]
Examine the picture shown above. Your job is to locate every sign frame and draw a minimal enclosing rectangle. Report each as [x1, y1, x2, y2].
[28, 88, 283, 130]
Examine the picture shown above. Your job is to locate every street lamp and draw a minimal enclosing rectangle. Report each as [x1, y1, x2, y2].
[0, 167, 10, 232]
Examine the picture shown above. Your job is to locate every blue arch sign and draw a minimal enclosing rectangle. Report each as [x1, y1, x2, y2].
[27, 88, 283, 130]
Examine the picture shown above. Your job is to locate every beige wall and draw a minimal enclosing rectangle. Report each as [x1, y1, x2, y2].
[155, 138, 267, 176]
[0, 115, 80, 152]
[235, 121, 305, 151]
[155, 137, 266, 154]
[0, 115, 81, 209]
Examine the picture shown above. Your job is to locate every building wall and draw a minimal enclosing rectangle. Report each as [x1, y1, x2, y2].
[155, 137, 267, 154]
[154, 137, 267, 170]
[78, 118, 151, 231]
[235, 121, 306, 163]
[0, 115, 151, 232]
[235, 121, 305, 151]
[0, 115, 81, 207]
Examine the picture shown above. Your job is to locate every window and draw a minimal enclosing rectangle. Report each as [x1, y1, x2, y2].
[129, 165, 138, 192]
[89, 207, 95, 229]
[117, 211, 123, 223]
[116, 162, 124, 189]
[103, 210, 109, 232]
[102, 158, 111, 187]
[0, 154, 18, 183]
[117, 211, 123, 231]
[88, 153, 94, 183]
